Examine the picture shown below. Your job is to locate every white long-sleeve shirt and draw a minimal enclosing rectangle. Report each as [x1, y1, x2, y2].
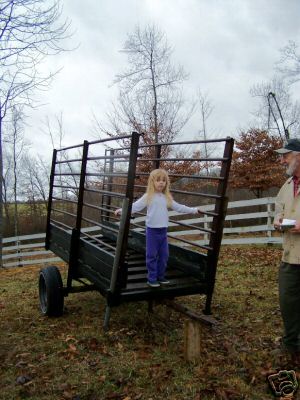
[131, 193, 199, 228]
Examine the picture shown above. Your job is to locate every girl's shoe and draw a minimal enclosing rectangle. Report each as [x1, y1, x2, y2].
[147, 281, 160, 288]
[158, 278, 170, 285]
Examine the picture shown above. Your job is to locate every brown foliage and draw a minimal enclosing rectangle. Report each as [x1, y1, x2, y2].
[230, 129, 286, 197]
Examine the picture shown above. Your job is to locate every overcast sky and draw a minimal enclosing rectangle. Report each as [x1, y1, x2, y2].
[27, 0, 300, 160]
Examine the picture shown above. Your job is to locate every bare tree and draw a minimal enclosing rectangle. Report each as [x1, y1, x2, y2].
[10, 107, 28, 238]
[276, 40, 300, 84]
[21, 155, 50, 204]
[0, 0, 72, 265]
[42, 113, 80, 199]
[2, 151, 13, 226]
[43, 112, 66, 150]
[197, 90, 214, 174]
[1, 107, 29, 238]
[93, 25, 194, 146]
[250, 76, 300, 140]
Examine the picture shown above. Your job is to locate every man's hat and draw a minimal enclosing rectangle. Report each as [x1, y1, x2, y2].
[275, 138, 300, 154]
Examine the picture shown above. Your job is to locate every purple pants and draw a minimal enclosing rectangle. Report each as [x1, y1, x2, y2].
[146, 227, 169, 282]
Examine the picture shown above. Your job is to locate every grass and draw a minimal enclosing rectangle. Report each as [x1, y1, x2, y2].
[0, 245, 298, 400]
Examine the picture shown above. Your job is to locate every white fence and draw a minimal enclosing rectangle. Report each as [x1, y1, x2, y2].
[2, 197, 281, 268]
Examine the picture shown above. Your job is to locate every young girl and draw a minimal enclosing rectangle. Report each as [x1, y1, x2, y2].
[115, 169, 202, 288]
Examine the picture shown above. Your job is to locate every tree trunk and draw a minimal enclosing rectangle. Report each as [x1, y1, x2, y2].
[13, 130, 19, 239]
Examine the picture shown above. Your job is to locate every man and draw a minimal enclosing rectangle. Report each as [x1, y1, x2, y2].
[274, 138, 300, 364]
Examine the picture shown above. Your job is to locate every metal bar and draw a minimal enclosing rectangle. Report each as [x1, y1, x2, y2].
[103, 182, 127, 188]
[205, 137, 234, 314]
[135, 171, 224, 181]
[67, 140, 90, 291]
[104, 149, 115, 221]
[86, 172, 128, 178]
[87, 154, 130, 161]
[137, 157, 228, 162]
[56, 143, 84, 152]
[153, 144, 161, 169]
[103, 306, 111, 330]
[110, 132, 140, 292]
[52, 196, 77, 205]
[170, 189, 221, 199]
[167, 233, 212, 251]
[55, 158, 82, 164]
[57, 134, 132, 152]
[89, 159, 131, 163]
[100, 148, 110, 224]
[80, 216, 120, 234]
[114, 137, 231, 152]
[53, 184, 79, 191]
[87, 134, 132, 145]
[84, 187, 125, 198]
[168, 217, 215, 234]
[54, 173, 81, 176]
[50, 219, 73, 230]
[163, 300, 218, 326]
[132, 184, 221, 199]
[146, 138, 230, 146]
[51, 208, 77, 218]
[45, 149, 57, 250]
[109, 198, 130, 293]
[130, 208, 219, 219]
[83, 202, 118, 213]
[80, 232, 117, 252]
[76, 139, 89, 232]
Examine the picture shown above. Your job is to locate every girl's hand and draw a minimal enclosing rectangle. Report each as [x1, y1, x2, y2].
[114, 208, 122, 216]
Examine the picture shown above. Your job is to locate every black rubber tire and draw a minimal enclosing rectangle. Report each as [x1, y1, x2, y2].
[39, 266, 64, 317]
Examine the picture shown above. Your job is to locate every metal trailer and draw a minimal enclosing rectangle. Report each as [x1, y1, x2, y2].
[39, 132, 234, 328]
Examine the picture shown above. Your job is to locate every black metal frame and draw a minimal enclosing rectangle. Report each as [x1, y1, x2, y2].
[44, 132, 234, 328]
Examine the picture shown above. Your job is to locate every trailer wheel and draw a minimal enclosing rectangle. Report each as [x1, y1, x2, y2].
[39, 266, 64, 317]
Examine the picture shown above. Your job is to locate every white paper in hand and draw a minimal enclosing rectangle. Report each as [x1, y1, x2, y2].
[280, 218, 296, 230]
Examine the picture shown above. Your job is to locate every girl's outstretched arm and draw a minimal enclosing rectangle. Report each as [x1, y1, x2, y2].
[114, 194, 147, 216]
[171, 200, 202, 214]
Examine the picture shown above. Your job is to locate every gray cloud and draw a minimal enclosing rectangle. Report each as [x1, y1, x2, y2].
[27, 0, 300, 158]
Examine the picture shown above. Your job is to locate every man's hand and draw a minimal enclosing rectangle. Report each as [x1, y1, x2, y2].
[290, 220, 300, 233]
[114, 208, 122, 216]
[274, 217, 283, 230]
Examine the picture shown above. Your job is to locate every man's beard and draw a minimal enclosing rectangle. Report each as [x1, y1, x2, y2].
[286, 157, 300, 176]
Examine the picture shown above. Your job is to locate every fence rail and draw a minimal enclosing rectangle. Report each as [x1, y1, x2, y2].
[2, 196, 281, 268]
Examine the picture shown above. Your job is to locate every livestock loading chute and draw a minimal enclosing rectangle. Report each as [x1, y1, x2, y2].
[39, 132, 234, 328]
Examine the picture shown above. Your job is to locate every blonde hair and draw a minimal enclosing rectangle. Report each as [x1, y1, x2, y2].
[146, 169, 173, 207]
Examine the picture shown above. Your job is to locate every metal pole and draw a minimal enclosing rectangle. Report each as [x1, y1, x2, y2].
[67, 140, 89, 290]
[45, 149, 57, 250]
[153, 144, 161, 170]
[103, 131, 140, 329]
[109, 198, 129, 293]
[204, 137, 234, 314]
[103, 198, 129, 330]
[267, 92, 289, 140]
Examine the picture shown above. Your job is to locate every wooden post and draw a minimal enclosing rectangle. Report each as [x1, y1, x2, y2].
[184, 320, 202, 361]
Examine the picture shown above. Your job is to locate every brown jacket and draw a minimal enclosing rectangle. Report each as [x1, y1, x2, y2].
[274, 177, 300, 264]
